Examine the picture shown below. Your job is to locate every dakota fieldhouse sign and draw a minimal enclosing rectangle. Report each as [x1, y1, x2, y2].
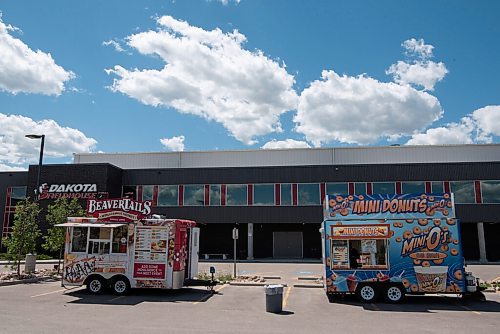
[87, 197, 152, 222]
[38, 183, 99, 200]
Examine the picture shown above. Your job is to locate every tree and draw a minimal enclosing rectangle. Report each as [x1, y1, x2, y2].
[3, 198, 41, 276]
[43, 198, 85, 273]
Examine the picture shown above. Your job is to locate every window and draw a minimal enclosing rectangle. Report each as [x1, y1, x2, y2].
[226, 184, 247, 205]
[297, 183, 319, 205]
[331, 239, 388, 270]
[158, 185, 178, 206]
[111, 225, 128, 253]
[10, 186, 27, 206]
[209, 185, 221, 206]
[326, 183, 348, 196]
[280, 184, 292, 206]
[71, 227, 88, 253]
[354, 183, 366, 195]
[450, 181, 475, 203]
[373, 182, 395, 194]
[184, 185, 205, 206]
[253, 184, 274, 205]
[142, 185, 153, 201]
[88, 227, 111, 255]
[402, 181, 425, 194]
[481, 181, 500, 203]
[122, 185, 137, 199]
[431, 181, 444, 193]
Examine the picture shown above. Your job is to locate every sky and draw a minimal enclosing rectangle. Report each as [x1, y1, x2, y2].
[0, 0, 499, 171]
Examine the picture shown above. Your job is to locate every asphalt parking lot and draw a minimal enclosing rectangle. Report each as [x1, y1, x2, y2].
[0, 278, 499, 334]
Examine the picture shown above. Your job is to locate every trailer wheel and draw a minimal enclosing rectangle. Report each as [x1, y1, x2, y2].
[384, 284, 405, 303]
[86, 276, 106, 294]
[356, 284, 378, 303]
[111, 277, 130, 295]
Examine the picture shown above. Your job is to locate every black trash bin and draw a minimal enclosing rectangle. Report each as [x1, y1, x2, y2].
[264, 284, 284, 313]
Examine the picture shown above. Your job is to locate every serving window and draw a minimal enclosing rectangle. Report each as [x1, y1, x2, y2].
[330, 224, 390, 270]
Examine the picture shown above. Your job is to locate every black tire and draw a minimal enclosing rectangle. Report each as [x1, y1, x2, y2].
[356, 284, 378, 303]
[86, 276, 106, 295]
[111, 277, 130, 296]
[384, 284, 405, 303]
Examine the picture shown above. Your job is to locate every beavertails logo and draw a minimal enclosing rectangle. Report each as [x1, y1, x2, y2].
[87, 198, 152, 222]
[38, 183, 98, 200]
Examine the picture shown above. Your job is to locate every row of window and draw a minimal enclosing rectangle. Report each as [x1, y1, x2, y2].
[123, 180, 500, 206]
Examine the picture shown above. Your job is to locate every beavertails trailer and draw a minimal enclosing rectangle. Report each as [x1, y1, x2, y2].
[321, 193, 483, 303]
[57, 198, 209, 295]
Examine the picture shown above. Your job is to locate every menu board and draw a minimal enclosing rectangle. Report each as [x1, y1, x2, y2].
[133, 227, 169, 279]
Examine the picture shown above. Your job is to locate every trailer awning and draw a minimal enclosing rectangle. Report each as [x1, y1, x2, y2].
[55, 223, 128, 228]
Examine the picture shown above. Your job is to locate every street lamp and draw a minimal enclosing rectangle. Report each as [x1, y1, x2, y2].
[25, 134, 45, 200]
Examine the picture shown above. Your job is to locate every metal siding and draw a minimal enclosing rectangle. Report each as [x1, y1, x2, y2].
[74, 145, 500, 170]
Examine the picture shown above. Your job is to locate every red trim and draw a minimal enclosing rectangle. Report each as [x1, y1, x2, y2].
[348, 183, 354, 195]
[292, 184, 298, 206]
[221, 185, 226, 206]
[275, 184, 280, 206]
[320, 183, 326, 204]
[248, 184, 253, 205]
[137, 186, 143, 202]
[425, 182, 432, 193]
[395, 182, 402, 194]
[152, 185, 158, 207]
[444, 181, 451, 193]
[178, 185, 184, 206]
[205, 185, 210, 206]
[366, 183, 372, 195]
[474, 181, 482, 204]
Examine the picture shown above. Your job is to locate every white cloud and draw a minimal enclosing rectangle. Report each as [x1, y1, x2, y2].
[472, 105, 500, 142]
[106, 16, 298, 145]
[0, 17, 74, 96]
[406, 118, 475, 145]
[294, 70, 443, 146]
[0, 113, 97, 170]
[160, 135, 185, 151]
[103, 39, 125, 53]
[386, 38, 448, 91]
[216, 0, 241, 5]
[261, 139, 311, 149]
[406, 105, 500, 145]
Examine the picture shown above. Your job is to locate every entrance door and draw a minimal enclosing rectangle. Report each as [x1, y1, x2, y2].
[273, 232, 303, 258]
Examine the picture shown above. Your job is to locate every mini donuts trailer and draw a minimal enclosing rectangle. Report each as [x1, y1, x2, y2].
[59, 217, 201, 295]
[321, 193, 482, 303]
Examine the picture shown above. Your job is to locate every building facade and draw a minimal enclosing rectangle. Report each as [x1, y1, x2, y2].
[1, 145, 499, 261]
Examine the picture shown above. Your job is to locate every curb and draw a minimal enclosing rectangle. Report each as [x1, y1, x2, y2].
[0, 276, 59, 287]
[297, 276, 322, 281]
[293, 283, 323, 288]
[229, 282, 288, 287]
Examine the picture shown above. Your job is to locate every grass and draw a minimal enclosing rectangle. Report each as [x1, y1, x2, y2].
[197, 271, 234, 283]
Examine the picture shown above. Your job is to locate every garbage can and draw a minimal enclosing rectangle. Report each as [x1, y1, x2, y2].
[25, 253, 36, 273]
[264, 284, 284, 313]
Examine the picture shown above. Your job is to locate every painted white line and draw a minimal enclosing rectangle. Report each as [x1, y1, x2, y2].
[108, 295, 125, 302]
[31, 289, 67, 298]
[460, 305, 481, 315]
[194, 284, 227, 304]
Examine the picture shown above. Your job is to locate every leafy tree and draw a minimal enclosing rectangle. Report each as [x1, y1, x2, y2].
[3, 198, 41, 276]
[43, 198, 85, 272]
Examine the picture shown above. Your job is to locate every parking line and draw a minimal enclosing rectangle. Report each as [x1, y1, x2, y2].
[193, 284, 227, 304]
[109, 295, 125, 302]
[460, 305, 481, 315]
[282, 286, 292, 309]
[31, 288, 67, 298]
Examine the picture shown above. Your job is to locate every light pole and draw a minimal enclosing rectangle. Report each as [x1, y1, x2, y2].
[25, 134, 45, 200]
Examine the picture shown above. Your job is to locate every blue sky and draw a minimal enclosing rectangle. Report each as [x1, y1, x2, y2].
[1, 0, 499, 170]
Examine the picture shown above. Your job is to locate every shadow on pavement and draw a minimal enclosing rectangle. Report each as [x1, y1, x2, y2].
[327, 293, 500, 313]
[65, 287, 218, 306]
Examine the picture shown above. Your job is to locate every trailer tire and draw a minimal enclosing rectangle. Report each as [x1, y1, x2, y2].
[384, 284, 405, 303]
[111, 276, 130, 296]
[356, 284, 378, 303]
[86, 276, 106, 295]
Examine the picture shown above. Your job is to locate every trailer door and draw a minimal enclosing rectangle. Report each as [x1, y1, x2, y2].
[187, 227, 200, 279]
